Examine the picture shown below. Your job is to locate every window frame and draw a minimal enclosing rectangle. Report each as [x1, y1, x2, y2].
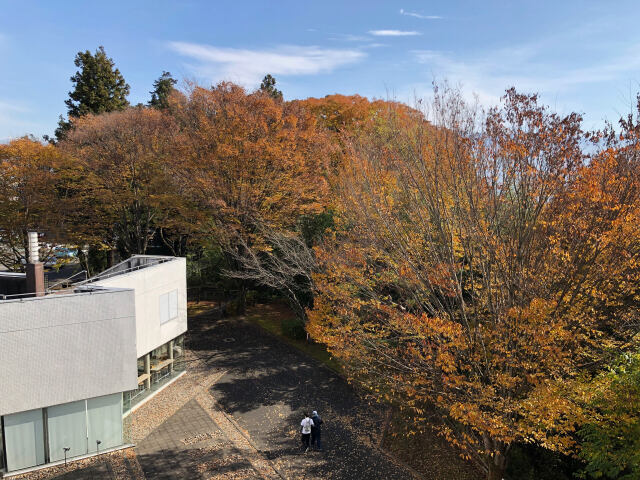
[159, 289, 179, 324]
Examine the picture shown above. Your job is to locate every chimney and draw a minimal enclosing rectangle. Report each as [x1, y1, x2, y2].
[25, 231, 45, 297]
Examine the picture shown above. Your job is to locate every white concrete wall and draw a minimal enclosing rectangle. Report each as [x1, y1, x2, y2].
[93, 257, 187, 357]
[0, 289, 138, 416]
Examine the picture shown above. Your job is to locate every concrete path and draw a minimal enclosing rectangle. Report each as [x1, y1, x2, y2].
[135, 399, 260, 480]
[187, 312, 418, 480]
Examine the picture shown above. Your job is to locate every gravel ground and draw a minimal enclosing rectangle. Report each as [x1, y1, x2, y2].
[189, 309, 420, 480]
[9, 448, 144, 480]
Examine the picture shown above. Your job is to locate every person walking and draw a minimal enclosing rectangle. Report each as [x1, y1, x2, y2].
[300, 412, 314, 453]
[310, 410, 323, 451]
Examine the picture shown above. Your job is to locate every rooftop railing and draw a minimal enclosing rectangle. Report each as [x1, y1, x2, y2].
[78, 255, 175, 285]
[0, 285, 104, 301]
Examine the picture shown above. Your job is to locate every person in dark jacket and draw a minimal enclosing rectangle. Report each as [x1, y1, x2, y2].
[310, 410, 323, 450]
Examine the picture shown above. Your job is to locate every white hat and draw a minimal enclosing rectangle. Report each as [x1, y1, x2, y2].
[312, 411, 318, 415]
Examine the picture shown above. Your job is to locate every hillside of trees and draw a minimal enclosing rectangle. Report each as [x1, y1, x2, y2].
[2, 46, 640, 480]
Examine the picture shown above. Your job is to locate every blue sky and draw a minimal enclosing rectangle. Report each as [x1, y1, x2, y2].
[1, 1, 640, 140]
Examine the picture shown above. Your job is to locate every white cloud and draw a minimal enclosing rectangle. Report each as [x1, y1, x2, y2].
[168, 42, 365, 87]
[327, 33, 371, 42]
[414, 43, 640, 96]
[409, 38, 640, 120]
[399, 9, 442, 20]
[369, 30, 421, 37]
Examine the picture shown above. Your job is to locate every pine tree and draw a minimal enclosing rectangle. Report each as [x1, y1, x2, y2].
[55, 46, 130, 141]
[149, 71, 177, 109]
[259, 74, 283, 100]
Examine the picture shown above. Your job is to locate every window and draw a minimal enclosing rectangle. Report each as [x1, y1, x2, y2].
[2, 395, 124, 472]
[159, 290, 178, 324]
[87, 394, 123, 453]
[3, 408, 45, 471]
[173, 335, 186, 373]
[0, 418, 4, 470]
[47, 400, 87, 462]
[137, 356, 145, 375]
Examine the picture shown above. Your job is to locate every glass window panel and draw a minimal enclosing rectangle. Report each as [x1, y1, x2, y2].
[87, 394, 123, 453]
[3, 408, 45, 472]
[0, 419, 4, 470]
[159, 292, 169, 324]
[137, 357, 145, 374]
[123, 391, 132, 415]
[47, 400, 87, 462]
[173, 336, 184, 359]
[169, 290, 178, 319]
[152, 344, 169, 361]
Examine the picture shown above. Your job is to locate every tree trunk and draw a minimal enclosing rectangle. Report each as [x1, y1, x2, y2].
[107, 249, 117, 268]
[483, 434, 508, 480]
[486, 451, 507, 480]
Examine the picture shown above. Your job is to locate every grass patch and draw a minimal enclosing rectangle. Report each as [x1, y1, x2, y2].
[246, 304, 343, 375]
[187, 300, 219, 317]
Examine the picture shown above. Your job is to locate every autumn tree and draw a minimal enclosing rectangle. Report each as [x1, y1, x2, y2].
[55, 46, 130, 141]
[149, 71, 178, 109]
[168, 82, 331, 312]
[308, 85, 640, 479]
[296, 94, 412, 133]
[0, 137, 73, 269]
[59, 107, 182, 259]
[225, 226, 317, 321]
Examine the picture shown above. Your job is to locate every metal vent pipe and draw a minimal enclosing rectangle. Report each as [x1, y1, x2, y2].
[27, 231, 39, 263]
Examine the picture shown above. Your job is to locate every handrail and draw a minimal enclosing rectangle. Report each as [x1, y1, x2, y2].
[0, 287, 95, 300]
[48, 270, 88, 290]
[78, 257, 173, 285]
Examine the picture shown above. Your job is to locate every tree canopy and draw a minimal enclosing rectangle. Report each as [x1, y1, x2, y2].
[55, 46, 130, 141]
[149, 71, 178, 109]
[259, 74, 283, 100]
[307, 86, 640, 480]
[0, 137, 74, 269]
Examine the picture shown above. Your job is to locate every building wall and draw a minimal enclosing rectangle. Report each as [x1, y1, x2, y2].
[92, 257, 187, 358]
[0, 289, 138, 416]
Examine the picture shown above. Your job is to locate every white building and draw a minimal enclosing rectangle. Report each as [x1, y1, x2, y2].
[0, 252, 187, 475]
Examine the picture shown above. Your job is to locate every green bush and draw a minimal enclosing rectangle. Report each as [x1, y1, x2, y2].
[578, 352, 640, 480]
[281, 317, 306, 340]
[506, 443, 580, 480]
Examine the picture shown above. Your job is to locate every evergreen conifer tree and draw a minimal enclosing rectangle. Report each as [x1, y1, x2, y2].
[259, 74, 283, 100]
[149, 71, 177, 109]
[55, 46, 130, 141]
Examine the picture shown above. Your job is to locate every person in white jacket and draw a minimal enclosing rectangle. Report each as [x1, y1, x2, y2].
[300, 412, 315, 453]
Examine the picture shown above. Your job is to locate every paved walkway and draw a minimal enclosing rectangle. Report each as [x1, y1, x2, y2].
[185, 311, 418, 480]
[135, 399, 259, 480]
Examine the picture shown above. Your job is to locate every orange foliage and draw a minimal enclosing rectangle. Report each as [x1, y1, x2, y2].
[308, 87, 640, 479]
[0, 137, 72, 269]
[169, 82, 333, 249]
[60, 107, 184, 255]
